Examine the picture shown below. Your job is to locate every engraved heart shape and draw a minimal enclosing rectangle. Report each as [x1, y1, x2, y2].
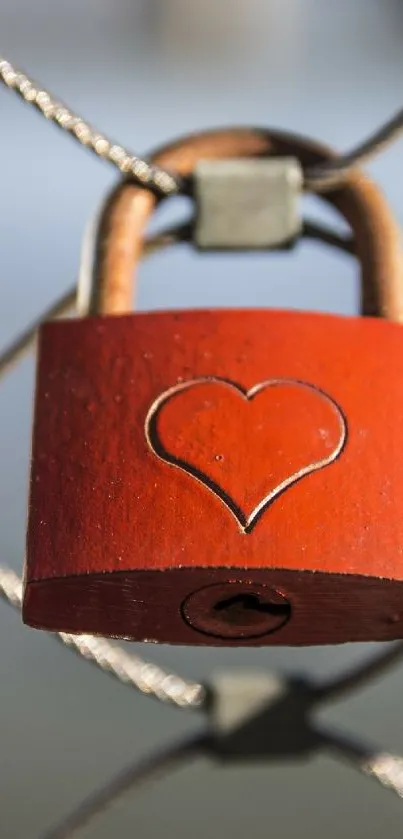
[145, 377, 346, 533]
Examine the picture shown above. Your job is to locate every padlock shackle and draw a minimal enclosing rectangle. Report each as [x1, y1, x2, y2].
[90, 127, 403, 322]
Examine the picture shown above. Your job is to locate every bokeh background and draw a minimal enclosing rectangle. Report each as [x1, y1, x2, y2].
[1, 2, 403, 837]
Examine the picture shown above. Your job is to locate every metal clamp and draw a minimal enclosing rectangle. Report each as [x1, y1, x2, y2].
[194, 157, 303, 250]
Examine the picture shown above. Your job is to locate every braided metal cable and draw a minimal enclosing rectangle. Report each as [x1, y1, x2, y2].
[363, 753, 403, 798]
[0, 209, 353, 714]
[0, 58, 182, 196]
[0, 567, 205, 710]
[0, 222, 205, 711]
[0, 287, 76, 379]
[0, 86, 403, 826]
[34, 722, 403, 839]
[314, 642, 403, 705]
[0, 224, 189, 379]
[41, 734, 212, 839]
[0, 217, 351, 381]
[320, 726, 403, 800]
[2, 55, 402, 196]
[0, 204, 376, 719]
[305, 105, 403, 191]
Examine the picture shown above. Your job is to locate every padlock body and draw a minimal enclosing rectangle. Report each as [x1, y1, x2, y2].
[24, 308, 403, 645]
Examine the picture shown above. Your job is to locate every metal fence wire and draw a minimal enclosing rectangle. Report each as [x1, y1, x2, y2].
[1, 52, 403, 839]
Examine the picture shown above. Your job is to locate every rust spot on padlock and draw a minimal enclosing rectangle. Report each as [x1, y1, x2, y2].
[23, 127, 403, 647]
[182, 582, 291, 639]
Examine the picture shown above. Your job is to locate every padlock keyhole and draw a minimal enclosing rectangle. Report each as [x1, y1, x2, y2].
[182, 582, 291, 639]
[213, 592, 290, 627]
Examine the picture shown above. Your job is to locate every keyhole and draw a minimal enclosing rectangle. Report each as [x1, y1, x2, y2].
[213, 592, 290, 626]
[182, 582, 292, 639]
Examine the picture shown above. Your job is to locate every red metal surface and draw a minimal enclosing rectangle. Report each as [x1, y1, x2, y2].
[23, 308, 403, 644]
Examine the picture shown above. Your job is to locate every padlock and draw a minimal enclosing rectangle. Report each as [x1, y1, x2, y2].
[24, 127, 403, 646]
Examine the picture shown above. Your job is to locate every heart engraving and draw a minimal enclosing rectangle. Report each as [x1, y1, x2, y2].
[145, 377, 347, 533]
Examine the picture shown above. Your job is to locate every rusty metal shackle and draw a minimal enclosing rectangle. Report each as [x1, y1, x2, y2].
[85, 127, 403, 321]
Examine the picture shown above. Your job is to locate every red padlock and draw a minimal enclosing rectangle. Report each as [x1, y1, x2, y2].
[24, 128, 403, 646]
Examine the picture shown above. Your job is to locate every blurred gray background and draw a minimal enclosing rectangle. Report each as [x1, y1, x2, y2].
[1, 1, 403, 837]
